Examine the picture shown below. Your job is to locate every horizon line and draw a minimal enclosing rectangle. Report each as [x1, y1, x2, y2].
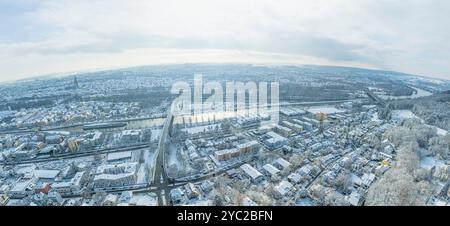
[1, 62, 448, 85]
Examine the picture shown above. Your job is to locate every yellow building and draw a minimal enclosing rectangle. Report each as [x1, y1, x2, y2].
[0, 194, 9, 206]
[68, 138, 79, 152]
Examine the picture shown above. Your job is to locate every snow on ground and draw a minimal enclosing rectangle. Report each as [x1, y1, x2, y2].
[151, 129, 161, 142]
[420, 156, 445, 170]
[167, 144, 180, 168]
[371, 112, 381, 122]
[307, 106, 345, 114]
[391, 110, 448, 136]
[130, 194, 158, 206]
[136, 164, 147, 184]
[391, 110, 425, 123]
[144, 149, 157, 177]
[392, 110, 416, 119]
[45, 131, 71, 136]
[435, 127, 448, 136]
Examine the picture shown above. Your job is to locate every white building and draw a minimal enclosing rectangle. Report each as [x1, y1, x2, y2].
[94, 162, 138, 189]
[274, 125, 293, 137]
[51, 182, 72, 194]
[288, 173, 303, 184]
[265, 132, 288, 150]
[275, 158, 292, 170]
[185, 183, 200, 199]
[292, 119, 313, 130]
[33, 169, 60, 180]
[240, 164, 263, 182]
[70, 171, 87, 192]
[346, 191, 362, 206]
[215, 140, 259, 161]
[262, 164, 280, 177]
[298, 164, 313, 176]
[275, 181, 295, 196]
[282, 121, 304, 133]
[10, 178, 37, 198]
[242, 196, 259, 206]
[360, 173, 376, 188]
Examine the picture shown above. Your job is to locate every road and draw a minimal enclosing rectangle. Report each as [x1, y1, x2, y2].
[151, 111, 174, 206]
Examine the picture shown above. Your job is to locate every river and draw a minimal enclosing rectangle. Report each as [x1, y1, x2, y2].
[379, 87, 433, 100]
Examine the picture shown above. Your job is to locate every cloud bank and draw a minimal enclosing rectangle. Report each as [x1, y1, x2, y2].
[0, 0, 449, 81]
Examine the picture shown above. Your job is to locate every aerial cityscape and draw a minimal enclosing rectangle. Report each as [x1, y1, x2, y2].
[0, 64, 449, 206]
[1, 0, 450, 209]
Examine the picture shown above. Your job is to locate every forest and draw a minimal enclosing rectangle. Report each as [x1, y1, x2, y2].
[390, 91, 450, 131]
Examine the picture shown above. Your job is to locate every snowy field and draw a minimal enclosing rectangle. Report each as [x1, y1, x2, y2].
[392, 109, 449, 175]
[306, 106, 345, 114]
[391, 110, 448, 136]
[129, 193, 158, 206]
[391, 110, 424, 123]
[151, 129, 161, 141]
[391, 110, 417, 119]
[167, 144, 182, 173]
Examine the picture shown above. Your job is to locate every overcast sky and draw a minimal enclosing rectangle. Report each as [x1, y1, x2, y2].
[1, 0, 449, 82]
